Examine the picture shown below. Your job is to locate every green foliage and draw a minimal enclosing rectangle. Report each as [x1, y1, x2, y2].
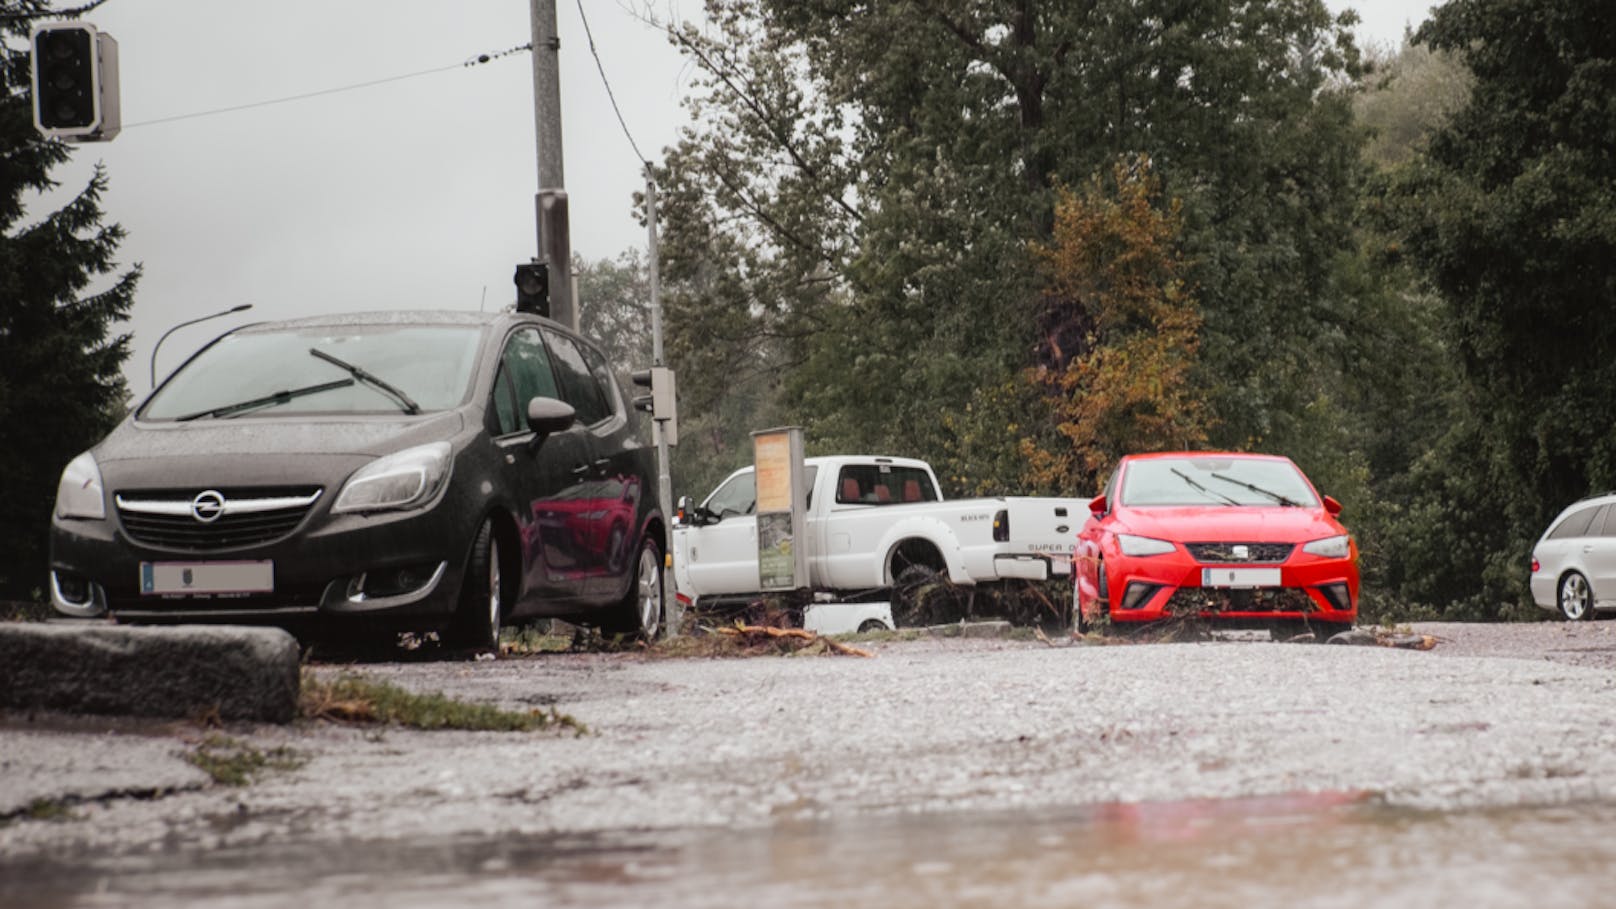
[1356, 40, 1474, 171]
[656, 0, 1370, 492]
[184, 735, 306, 787]
[1383, 0, 1616, 616]
[0, 4, 137, 597]
[300, 671, 587, 734]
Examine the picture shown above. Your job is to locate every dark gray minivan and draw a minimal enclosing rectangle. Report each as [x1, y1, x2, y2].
[48, 310, 664, 648]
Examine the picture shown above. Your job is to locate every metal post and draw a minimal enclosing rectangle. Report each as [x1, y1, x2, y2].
[645, 171, 678, 634]
[529, 0, 574, 328]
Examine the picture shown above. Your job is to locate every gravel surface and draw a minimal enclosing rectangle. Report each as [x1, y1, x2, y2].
[5, 621, 1616, 863]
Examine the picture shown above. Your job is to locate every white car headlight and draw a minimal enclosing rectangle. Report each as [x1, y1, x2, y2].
[1303, 535, 1351, 558]
[55, 451, 106, 520]
[333, 442, 453, 514]
[1118, 533, 1176, 557]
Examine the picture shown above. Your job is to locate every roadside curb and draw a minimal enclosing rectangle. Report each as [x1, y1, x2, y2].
[921, 620, 1016, 638]
[0, 623, 301, 723]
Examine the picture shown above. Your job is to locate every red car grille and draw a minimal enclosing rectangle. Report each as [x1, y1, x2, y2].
[1168, 587, 1314, 613]
[1184, 542, 1294, 564]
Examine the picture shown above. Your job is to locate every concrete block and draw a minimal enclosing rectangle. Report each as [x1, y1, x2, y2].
[0, 623, 301, 723]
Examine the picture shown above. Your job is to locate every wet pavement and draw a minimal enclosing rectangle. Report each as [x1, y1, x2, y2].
[7, 794, 1616, 908]
[4, 622, 1616, 906]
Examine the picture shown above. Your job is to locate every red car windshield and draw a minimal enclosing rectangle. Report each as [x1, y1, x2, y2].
[1121, 457, 1319, 508]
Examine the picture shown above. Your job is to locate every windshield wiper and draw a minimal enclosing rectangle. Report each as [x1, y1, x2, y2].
[1209, 472, 1301, 507]
[310, 348, 420, 415]
[175, 378, 355, 421]
[1170, 468, 1241, 506]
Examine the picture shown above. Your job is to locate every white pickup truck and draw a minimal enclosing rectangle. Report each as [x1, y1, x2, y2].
[671, 455, 1082, 612]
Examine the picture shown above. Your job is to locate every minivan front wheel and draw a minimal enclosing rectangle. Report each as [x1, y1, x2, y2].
[448, 520, 502, 651]
[1559, 571, 1595, 621]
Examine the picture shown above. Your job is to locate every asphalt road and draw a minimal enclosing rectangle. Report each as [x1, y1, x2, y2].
[3, 620, 1616, 907]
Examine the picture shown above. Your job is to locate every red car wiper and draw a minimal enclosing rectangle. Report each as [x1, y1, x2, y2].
[1170, 467, 1240, 506]
[1209, 472, 1301, 507]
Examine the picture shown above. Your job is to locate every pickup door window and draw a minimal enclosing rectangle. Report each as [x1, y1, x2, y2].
[835, 465, 940, 505]
[687, 467, 817, 596]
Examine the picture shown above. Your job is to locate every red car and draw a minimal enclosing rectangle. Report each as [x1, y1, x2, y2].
[1074, 452, 1358, 637]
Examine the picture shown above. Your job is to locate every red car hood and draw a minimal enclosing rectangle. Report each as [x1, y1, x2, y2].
[1115, 506, 1344, 542]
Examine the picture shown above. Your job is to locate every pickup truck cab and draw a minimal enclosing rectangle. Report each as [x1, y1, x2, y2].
[672, 455, 1082, 609]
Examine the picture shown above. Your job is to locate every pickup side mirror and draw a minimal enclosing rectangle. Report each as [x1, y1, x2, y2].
[1088, 494, 1108, 518]
[1322, 494, 1343, 517]
[674, 495, 717, 527]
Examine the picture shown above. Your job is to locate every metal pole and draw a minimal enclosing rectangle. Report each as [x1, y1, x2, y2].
[645, 170, 678, 635]
[149, 303, 252, 388]
[529, 0, 575, 329]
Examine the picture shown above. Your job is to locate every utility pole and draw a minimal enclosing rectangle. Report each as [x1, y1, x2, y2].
[529, 0, 575, 329]
[645, 168, 679, 635]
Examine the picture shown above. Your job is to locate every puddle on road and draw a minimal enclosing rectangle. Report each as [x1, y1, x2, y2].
[6, 793, 1616, 908]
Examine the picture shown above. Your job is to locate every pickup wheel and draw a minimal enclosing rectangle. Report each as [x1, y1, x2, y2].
[891, 564, 967, 626]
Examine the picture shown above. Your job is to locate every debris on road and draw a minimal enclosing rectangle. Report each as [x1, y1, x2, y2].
[715, 624, 874, 658]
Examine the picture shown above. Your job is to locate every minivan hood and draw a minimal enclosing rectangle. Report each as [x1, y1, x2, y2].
[1117, 505, 1344, 542]
[89, 413, 470, 494]
[98, 412, 467, 462]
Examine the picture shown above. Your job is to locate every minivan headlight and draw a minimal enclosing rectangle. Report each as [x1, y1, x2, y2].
[333, 442, 453, 513]
[55, 451, 106, 520]
[1303, 535, 1351, 558]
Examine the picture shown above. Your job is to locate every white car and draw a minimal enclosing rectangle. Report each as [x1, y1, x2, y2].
[1529, 493, 1616, 620]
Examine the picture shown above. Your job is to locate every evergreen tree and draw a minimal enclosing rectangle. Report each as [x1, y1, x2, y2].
[0, 2, 137, 600]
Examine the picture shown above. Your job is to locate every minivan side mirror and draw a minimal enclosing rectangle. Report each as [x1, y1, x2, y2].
[1322, 494, 1343, 517]
[525, 397, 575, 451]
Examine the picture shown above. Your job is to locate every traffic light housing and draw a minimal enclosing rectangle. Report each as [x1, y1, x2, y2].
[630, 366, 678, 446]
[514, 261, 549, 317]
[30, 23, 120, 141]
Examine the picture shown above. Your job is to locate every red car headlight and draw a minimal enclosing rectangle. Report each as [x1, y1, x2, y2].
[1118, 533, 1176, 557]
[1302, 535, 1351, 558]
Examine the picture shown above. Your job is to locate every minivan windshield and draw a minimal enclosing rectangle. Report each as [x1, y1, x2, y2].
[1121, 457, 1319, 508]
[142, 325, 482, 421]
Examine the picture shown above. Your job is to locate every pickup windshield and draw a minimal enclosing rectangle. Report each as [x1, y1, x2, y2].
[143, 324, 481, 421]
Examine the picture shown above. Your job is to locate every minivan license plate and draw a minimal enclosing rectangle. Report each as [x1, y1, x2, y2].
[140, 561, 274, 595]
[1202, 567, 1281, 588]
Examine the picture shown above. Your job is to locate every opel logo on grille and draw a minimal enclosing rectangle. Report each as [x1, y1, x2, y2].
[191, 490, 226, 523]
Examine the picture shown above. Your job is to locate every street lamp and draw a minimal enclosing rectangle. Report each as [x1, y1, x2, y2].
[149, 303, 253, 388]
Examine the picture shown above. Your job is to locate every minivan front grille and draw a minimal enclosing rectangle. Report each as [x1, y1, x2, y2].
[116, 487, 322, 550]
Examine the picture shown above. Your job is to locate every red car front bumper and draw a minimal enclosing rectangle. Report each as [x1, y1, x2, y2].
[1079, 548, 1359, 626]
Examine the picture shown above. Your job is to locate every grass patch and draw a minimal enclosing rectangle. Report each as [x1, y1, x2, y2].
[184, 734, 307, 787]
[499, 625, 576, 656]
[300, 671, 586, 735]
[2, 598, 52, 622]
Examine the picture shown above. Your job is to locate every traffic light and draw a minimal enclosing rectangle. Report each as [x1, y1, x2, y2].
[30, 22, 120, 141]
[630, 366, 678, 446]
[513, 261, 549, 317]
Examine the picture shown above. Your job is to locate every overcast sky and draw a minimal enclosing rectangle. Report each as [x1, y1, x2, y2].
[30, 0, 1431, 395]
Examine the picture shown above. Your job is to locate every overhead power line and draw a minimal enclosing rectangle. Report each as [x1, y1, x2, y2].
[122, 43, 533, 130]
[575, 0, 647, 167]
